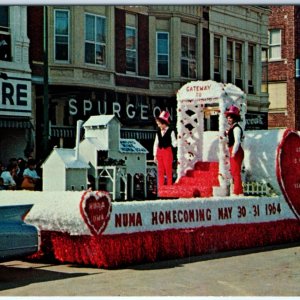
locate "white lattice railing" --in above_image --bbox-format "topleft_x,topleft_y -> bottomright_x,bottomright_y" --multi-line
242,182 -> 276,197
177,103 -> 204,178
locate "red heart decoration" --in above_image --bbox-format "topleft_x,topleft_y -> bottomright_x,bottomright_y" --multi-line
276,129 -> 300,220
80,190 -> 112,235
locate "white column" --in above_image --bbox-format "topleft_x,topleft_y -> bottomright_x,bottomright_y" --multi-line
10,6 -> 30,67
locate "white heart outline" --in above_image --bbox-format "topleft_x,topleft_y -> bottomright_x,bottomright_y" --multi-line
80,190 -> 112,235
276,130 -> 300,220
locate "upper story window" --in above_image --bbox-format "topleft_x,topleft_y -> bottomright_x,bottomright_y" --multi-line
214,37 -> 221,82
261,46 -> 267,62
261,47 -> 268,93
0,6 -> 8,33
156,32 -> 169,77
181,35 -> 196,79
126,26 -> 137,73
268,29 -> 281,60
227,40 -> 233,84
54,9 -> 70,62
235,42 -> 243,89
85,14 -> 106,65
296,58 -> 300,78
0,6 -> 11,61
248,44 -> 254,94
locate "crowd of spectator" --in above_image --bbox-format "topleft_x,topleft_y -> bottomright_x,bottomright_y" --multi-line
0,157 -> 42,191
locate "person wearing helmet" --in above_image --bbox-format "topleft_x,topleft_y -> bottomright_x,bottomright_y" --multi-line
225,105 -> 244,196
153,111 -> 177,188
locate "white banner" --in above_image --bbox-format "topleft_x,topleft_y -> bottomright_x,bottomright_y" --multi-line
15,191 -> 297,236
105,196 -> 295,235
0,73 -> 32,117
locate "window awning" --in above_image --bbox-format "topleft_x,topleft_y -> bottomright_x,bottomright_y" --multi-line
51,126 -> 75,138
0,118 -> 33,129
50,127 -> 156,140
121,128 -> 156,140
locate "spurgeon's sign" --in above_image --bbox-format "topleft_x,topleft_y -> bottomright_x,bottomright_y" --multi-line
68,93 -> 177,126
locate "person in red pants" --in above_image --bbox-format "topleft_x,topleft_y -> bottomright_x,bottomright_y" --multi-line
225,105 -> 244,196
153,111 -> 177,189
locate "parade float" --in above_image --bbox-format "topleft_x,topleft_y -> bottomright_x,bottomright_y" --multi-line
1,80 -> 299,268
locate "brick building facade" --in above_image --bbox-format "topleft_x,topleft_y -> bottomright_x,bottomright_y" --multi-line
22,6 -> 271,162
268,5 -> 300,130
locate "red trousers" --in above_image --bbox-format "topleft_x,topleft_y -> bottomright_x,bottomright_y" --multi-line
157,147 -> 173,187
229,146 -> 244,195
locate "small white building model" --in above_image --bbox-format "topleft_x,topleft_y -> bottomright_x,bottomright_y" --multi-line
42,115 -> 148,200
42,148 -> 90,191
79,115 -> 148,199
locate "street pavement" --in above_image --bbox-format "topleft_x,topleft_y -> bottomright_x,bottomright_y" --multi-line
0,242 -> 299,296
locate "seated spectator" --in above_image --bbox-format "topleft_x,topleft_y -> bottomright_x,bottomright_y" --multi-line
0,163 -> 17,190
16,157 -> 26,189
0,177 -> 6,190
21,159 -> 40,191
0,161 -> 5,175
9,157 -> 20,186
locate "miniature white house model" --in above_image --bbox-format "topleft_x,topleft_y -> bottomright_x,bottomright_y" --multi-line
42,115 -> 148,200
42,147 -> 90,192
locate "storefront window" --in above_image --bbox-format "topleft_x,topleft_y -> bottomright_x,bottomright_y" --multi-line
85,14 -> 106,65
54,9 -> 70,62
156,32 -> 169,77
181,35 -> 196,79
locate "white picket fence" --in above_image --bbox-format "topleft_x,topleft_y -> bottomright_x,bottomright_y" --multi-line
242,181 -> 275,196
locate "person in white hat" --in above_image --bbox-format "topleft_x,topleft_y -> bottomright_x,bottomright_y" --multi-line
225,105 -> 244,196
153,110 -> 177,189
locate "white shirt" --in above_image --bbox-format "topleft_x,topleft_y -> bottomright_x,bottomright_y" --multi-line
232,124 -> 242,156
23,168 -> 40,179
1,171 -> 16,187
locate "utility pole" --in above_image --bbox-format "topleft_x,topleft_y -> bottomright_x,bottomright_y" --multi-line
42,6 -> 49,159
